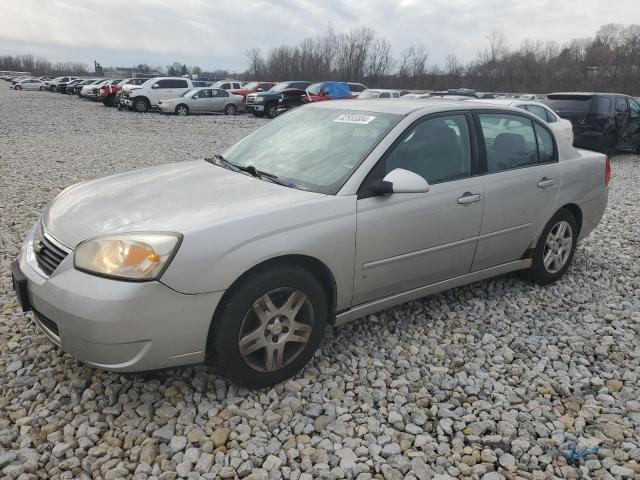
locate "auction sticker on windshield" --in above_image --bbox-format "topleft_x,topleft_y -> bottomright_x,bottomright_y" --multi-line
334,114 -> 376,125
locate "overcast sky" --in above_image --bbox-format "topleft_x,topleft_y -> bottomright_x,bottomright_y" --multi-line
1,0 -> 639,73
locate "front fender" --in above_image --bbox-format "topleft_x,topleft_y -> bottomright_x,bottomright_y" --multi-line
160,195 -> 357,311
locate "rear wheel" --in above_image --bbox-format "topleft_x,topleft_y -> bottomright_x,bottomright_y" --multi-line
175,104 -> 189,116
520,209 -> 578,285
224,104 -> 237,115
39,86 -> 45,91
208,265 -> 328,388
133,98 -> 149,113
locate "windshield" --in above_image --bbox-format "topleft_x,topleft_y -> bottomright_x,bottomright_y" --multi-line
270,82 -> 293,93
139,79 -> 156,88
223,107 -> 402,194
358,91 -> 380,99
181,89 -> 196,97
242,82 -> 259,90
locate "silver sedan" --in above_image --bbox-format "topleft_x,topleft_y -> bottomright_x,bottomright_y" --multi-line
158,87 -> 245,115
12,100 -> 609,387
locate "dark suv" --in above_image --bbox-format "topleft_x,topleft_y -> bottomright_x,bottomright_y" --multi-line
245,81 -> 311,118
544,93 -> 640,153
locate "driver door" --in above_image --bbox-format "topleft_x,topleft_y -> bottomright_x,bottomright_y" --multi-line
354,113 -> 484,305
193,89 -> 212,112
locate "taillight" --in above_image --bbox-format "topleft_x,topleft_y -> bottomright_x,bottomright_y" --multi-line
605,156 -> 612,186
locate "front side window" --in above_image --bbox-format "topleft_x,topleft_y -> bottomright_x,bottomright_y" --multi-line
196,89 -> 212,98
479,114 -> 539,172
629,99 -> 640,117
306,83 -> 322,95
379,92 -> 390,98
615,97 -> 629,112
223,108 -> 401,194
383,114 -> 472,184
156,80 -> 172,88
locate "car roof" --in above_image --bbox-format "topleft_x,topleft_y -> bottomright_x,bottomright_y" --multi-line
305,98 -> 528,116
547,92 -> 626,97
467,98 -> 550,108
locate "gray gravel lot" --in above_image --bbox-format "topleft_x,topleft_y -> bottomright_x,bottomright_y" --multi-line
1,86 -> 639,480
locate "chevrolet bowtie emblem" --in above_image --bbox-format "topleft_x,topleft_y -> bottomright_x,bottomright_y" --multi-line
33,239 -> 42,254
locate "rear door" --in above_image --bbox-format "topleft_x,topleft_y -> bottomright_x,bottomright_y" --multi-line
615,97 -> 632,148
627,98 -> 640,149
472,112 -> 560,271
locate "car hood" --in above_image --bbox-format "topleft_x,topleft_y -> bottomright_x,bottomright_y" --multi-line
44,160 -> 325,247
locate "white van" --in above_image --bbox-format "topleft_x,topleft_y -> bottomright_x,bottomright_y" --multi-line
123,77 -> 194,112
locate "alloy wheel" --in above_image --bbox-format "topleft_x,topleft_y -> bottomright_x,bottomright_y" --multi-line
238,287 -> 314,372
176,105 -> 188,116
543,220 -> 573,274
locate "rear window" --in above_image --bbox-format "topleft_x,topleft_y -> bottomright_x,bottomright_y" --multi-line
545,94 -> 593,112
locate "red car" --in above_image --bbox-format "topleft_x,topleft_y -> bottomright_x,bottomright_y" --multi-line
302,81 -> 357,103
98,78 -> 147,107
228,81 -> 275,99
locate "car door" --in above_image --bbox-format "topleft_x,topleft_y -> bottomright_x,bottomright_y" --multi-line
615,97 -> 633,148
354,112 -> 484,305
471,112 -> 560,272
627,98 -> 640,149
192,89 -> 211,112
210,89 -> 227,112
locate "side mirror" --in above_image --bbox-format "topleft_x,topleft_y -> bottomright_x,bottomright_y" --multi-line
372,168 -> 429,196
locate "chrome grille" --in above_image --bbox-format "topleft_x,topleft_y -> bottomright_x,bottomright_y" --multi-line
34,226 -> 69,276
245,95 -> 256,105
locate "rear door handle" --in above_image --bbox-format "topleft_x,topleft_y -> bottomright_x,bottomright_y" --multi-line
537,177 -> 556,188
457,192 -> 482,205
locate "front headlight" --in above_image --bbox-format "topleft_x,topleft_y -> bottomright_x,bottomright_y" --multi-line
255,97 -> 264,103
74,233 -> 182,280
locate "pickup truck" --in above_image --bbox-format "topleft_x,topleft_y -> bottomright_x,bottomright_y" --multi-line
228,81 -> 275,100
246,81 -> 311,118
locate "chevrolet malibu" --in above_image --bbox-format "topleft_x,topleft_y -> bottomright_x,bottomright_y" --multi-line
12,100 -> 609,387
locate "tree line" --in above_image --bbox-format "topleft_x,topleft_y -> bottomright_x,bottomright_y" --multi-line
2,23 -> 639,95
245,23 -> 640,95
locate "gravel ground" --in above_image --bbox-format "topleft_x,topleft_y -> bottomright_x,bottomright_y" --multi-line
1,85 -> 639,480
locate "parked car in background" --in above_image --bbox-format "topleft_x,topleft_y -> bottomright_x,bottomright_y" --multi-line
60,78 -> 84,94
80,80 -> 108,97
11,99 -> 609,387
84,80 -> 121,100
9,76 -> 31,88
98,78 -> 147,106
303,81 -> 355,104
157,87 -> 245,115
122,77 -> 194,112
246,81 -> 311,118
469,98 -> 574,144
357,89 -> 401,99
544,92 -> 640,153
228,81 -> 275,99
12,78 -> 45,91
401,92 -> 432,99
55,77 -> 80,93
68,79 -> 99,95
475,92 -> 497,99
211,80 -> 244,90
348,82 -> 367,95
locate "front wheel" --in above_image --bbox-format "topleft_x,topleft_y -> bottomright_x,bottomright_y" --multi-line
224,104 -> 237,115
40,86 -> 45,91
133,98 -> 149,113
14,85 -> 21,90
208,265 -> 328,388
252,110 -> 265,118
175,104 -> 189,116
520,209 -> 578,285
265,103 -> 278,119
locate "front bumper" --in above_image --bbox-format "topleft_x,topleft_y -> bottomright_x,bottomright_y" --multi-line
12,224 -> 224,372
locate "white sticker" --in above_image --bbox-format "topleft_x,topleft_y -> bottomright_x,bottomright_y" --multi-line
334,114 -> 376,125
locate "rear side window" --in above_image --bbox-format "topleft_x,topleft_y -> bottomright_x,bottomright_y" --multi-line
629,99 -> 640,116
534,124 -> 555,163
615,97 -> 629,112
156,80 -> 173,88
478,114 -> 539,172
379,92 -> 390,98
594,97 -> 612,113
524,104 -> 548,122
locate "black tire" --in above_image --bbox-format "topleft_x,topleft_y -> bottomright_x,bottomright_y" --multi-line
602,132 -> 617,156
265,103 -> 278,119
208,264 -> 328,388
14,85 -> 21,90
175,104 -> 189,116
103,95 -> 116,107
133,97 -> 149,113
39,86 -> 45,91
224,104 -> 237,115
520,209 -> 578,285
252,110 -> 265,118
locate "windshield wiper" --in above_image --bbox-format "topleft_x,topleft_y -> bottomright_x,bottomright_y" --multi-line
206,155 -> 297,188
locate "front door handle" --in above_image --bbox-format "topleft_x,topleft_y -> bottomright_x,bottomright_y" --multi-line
537,177 -> 556,188
457,192 -> 481,205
